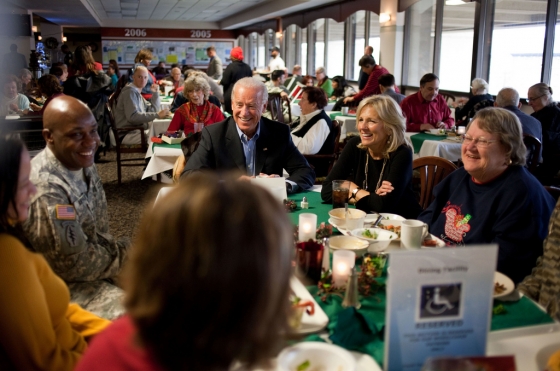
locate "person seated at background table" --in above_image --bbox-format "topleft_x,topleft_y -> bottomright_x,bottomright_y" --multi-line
379,73 -> 405,105
50,63 -> 69,85
517,197 -> 560,320
284,65 -> 302,92
453,78 -> 494,126
75,173 -> 293,371
0,136 -> 110,371
343,55 -> 397,107
291,86 -> 335,155
495,87 -> 543,163
106,64 -> 118,89
0,74 -> 29,116
182,77 -> 315,193
151,61 -> 167,79
18,68 -> 33,94
114,66 -> 169,145
28,74 -> 64,114
302,75 -> 315,87
265,69 -> 289,96
160,66 -> 184,91
170,70 -> 222,113
418,108 -> 555,284
128,49 -> 157,100
321,95 -> 422,219
330,75 -> 356,112
109,59 -> 120,77
22,96 -> 132,319
167,75 -> 224,135
528,83 -> 560,185
315,67 -> 333,97
400,73 -> 454,132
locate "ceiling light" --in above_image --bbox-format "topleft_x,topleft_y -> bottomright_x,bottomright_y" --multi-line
32,26 -> 37,32
62,36 -> 67,42
379,13 -> 391,23
38,35 -> 42,40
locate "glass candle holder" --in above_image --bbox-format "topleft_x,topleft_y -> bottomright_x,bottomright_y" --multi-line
332,250 -> 356,288
298,213 -> 317,242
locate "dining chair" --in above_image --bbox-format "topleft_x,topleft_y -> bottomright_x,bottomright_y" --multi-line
413,156 -> 458,209
440,92 -> 456,106
304,119 -> 342,183
544,186 -> 560,202
267,93 -> 292,124
523,134 -> 542,175
105,99 -> 149,185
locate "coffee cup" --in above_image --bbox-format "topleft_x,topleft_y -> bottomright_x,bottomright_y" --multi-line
341,107 -> 349,115
400,219 -> 429,249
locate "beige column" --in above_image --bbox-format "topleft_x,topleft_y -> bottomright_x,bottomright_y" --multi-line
379,0 -> 405,86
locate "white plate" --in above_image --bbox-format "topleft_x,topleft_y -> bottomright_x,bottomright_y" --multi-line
423,131 -> 447,136
5,115 -> 19,120
290,277 -> 329,334
419,234 -> 446,248
493,271 -> 515,299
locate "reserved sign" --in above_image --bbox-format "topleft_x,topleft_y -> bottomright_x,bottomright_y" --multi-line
384,245 -> 498,371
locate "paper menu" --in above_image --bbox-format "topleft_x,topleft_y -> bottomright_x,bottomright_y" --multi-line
384,245 -> 498,371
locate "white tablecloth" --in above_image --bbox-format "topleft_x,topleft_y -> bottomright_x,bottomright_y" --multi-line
325,112 -> 357,141
142,145 -> 182,179
404,132 -> 462,162
147,118 -> 172,139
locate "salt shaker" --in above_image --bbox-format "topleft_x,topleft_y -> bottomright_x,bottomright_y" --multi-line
300,196 -> 309,209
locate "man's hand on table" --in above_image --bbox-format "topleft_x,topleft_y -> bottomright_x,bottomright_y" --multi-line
420,123 -> 437,131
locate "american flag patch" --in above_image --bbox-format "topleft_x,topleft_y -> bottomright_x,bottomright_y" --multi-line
56,205 -> 76,220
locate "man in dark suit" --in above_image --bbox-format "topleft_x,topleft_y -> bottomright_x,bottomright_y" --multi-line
495,87 -> 543,162
183,77 -> 315,192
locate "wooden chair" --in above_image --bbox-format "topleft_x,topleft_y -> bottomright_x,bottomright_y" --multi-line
440,92 -> 456,106
413,156 -> 458,209
545,186 -> 560,202
523,133 -> 542,175
105,100 -> 149,184
304,119 -> 342,183
267,92 -> 292,124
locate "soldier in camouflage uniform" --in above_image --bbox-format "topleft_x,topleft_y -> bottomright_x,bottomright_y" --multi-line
23,95 -> 130,320
518,198 -> 560,320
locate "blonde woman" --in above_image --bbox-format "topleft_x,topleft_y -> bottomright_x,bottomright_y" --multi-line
321,95 -> 422,218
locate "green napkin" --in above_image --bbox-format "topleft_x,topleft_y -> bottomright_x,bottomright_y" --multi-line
491,296 -> 554,331
330,307 -> 380,348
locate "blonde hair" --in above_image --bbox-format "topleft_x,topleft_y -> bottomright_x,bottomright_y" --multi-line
356,95 -> 409,158
471,78 -> 489,95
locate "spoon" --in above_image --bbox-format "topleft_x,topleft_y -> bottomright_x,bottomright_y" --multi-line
372,214 -> 383,227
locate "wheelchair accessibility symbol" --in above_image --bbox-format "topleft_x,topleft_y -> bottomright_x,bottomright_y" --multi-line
419,283 -> 461,319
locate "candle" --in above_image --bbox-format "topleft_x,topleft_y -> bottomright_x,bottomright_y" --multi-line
457,126 -> 466,135
332,250 -> 356,288
298,213 -> 317,242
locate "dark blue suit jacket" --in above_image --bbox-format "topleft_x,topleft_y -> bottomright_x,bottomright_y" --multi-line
503,105 -> 543,161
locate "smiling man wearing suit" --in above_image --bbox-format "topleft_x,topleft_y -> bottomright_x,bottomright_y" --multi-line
182,77 -> 315,192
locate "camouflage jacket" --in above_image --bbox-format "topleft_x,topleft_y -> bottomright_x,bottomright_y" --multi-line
518,199 -> 560,320
23,147 -> 130,284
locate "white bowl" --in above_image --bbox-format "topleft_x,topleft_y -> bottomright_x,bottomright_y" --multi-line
328,235 -> 370,257
351,227 -> 399,252
429,128 -> 444,135
277,342 -> 356,371
329,208 -> 367,229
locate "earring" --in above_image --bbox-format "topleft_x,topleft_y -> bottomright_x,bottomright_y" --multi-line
387,135 -> 392,144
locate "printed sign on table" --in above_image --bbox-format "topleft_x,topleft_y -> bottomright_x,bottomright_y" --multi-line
384,245 -> 498,371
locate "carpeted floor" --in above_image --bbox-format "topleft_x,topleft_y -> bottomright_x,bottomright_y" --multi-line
95,150 -> 167,241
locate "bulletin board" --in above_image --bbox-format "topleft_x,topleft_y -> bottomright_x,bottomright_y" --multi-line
101,40 -> 234,68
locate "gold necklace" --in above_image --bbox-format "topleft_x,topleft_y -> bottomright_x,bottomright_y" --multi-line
363,152 -> 388,192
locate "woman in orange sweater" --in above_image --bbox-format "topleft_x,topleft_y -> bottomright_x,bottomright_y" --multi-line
0,136 -> 110,370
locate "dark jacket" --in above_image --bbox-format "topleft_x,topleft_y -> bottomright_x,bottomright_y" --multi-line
220,61 -> 252,114
182,116 -> 315,192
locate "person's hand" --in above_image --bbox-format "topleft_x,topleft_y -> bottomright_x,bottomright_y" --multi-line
375,181 -> 394,196
280,92 -> 288,98
158,108 -> 170,119
420,123 -> 436,131
258,173 -> 280,178
238,175 -> 254,182
9,103 -> 18,112
151,83 -> 160,93
29,103 -> 41,112
437,122 -> 446,129
343,96 -> 354,104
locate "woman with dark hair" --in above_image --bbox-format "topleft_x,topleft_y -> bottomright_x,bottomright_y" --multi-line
0,136 -> 109,370
322,95 -> 422,218
331,75 -> 356,99
29,74 -> 64,113
0,74 -> 30,116
76,172 -> 294,371
109,59 -> 120,76
64,46 -> 112,105
301,75 -> 314,87
528,82 -> 560,185
419,108 -> 555,283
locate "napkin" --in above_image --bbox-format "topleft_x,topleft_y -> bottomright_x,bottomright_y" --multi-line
329,307 -> 380,349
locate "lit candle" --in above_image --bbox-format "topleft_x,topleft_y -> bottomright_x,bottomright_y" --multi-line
457,126 -> 466,135
298,213 -> 317,242
332,250 -> 356,288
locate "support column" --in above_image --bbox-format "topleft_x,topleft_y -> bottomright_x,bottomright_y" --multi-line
379,0 -> 405,86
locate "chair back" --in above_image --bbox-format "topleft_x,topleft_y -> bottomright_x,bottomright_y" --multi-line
303,119 -> 342,181
545,186 -> 560,202
267,93 -> 292,124
440,92 -> 456,105
413,156 -> 458,209
523,133 -> 542,175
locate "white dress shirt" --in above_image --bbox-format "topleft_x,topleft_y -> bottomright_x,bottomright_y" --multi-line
268,56 -> 286,71
291,109 -> 330,155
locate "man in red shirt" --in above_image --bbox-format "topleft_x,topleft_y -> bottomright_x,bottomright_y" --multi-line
343,55 -> 398,106
400,73 -> 454,132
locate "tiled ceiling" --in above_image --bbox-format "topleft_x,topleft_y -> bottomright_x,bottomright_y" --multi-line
4,0 -> 340,29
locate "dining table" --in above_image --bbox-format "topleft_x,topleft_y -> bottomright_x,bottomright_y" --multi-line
404,132 -> 463,162
151,185 -> 559,370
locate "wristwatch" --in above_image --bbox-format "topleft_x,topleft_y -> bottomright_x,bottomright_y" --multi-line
350,187 -> 360,201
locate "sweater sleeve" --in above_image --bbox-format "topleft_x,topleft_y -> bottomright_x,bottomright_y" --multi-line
321,139 -> 359,202
353,71 -> 378,102
123,91 -> 158,126
355,146 -> 416,213
210,108 -> 225,124
66,303 -> 111,339
167,109 -> 185,132
321,80 -> 334,97
0,235 -> 87,371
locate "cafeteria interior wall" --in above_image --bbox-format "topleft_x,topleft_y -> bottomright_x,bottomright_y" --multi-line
0,7 -> 34,72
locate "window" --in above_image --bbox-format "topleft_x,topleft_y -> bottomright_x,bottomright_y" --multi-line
257,33 -> 265,70
285,25 -> 297,70
301,27 -> 307,75
353,11 -> 367,80
439,1 -> 476,92
487,0 -> 547,96
315,19 -> 325,71
327,18 -> 345,77
550,1 -> 560,95
406,0 -> 436,86
368,12 -> 381,64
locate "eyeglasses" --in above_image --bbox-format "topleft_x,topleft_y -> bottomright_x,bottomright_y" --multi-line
527,94 -> 545,102
461,134 -> 498,148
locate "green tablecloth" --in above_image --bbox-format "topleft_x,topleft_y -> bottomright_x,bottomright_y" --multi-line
329,112 -> 343,120
153,143 -> 181,150
286,191 -> 555,367
410,133 -> 448,154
